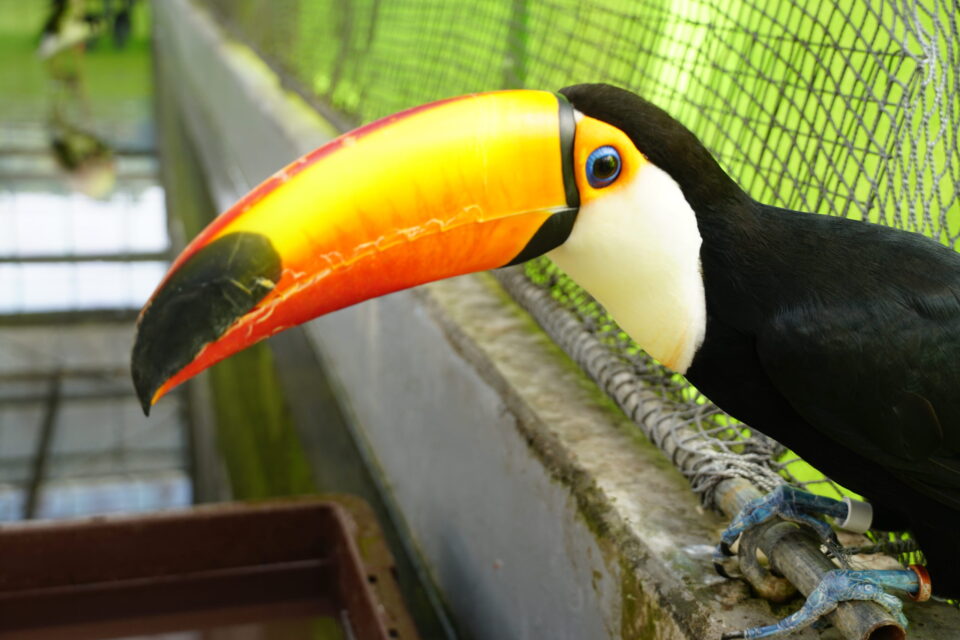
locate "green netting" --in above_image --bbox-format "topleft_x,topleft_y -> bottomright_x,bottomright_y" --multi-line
195,0 -> 958,565
201,0 -> 958,237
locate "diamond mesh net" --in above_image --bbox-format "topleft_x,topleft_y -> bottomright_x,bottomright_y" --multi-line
195,0 -> 958,557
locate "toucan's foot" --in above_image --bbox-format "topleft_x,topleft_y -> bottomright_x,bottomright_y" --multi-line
720,567 -> 929,639
714,485 -> 870,576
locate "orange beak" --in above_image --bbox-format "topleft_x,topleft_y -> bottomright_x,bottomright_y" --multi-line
132,90 -> 579,414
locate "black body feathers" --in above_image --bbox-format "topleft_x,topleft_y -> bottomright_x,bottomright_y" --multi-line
562,83 -> 960,595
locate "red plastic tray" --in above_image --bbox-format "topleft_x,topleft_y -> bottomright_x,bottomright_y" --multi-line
0,497 -> 420,639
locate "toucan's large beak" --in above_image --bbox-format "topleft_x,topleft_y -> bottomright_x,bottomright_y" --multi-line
132,90 -> 579,413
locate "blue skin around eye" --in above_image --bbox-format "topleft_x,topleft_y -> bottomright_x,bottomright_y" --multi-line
586,146 -> 622,188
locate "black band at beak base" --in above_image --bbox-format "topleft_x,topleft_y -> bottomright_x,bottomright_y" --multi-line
503,93 -> 580,267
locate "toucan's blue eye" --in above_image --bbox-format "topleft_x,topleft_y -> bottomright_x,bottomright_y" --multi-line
585,146 -> 622,188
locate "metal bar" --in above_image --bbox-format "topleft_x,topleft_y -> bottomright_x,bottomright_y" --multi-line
0,451 -> 187,474
0,308 -> 140,327
0,367 -> 130,382
0,147 -> 157,157
0,387 -> 136,406
0,252 -> 169,264
22,373 -> 63,519
0,171 -> 160,181
503,0 -> 529,89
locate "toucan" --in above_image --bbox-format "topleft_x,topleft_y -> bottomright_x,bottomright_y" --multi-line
131,84 -> 956,637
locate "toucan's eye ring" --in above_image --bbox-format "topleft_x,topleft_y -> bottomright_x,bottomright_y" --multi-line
585,146 -> 622,188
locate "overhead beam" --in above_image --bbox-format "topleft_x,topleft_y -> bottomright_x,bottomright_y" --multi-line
0,387 -> 136,406
0,367 -> 130,383
0,308 -> 140,327
0,252 -> 169,264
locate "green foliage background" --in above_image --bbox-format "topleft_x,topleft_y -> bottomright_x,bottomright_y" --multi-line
205,0 -> 958,238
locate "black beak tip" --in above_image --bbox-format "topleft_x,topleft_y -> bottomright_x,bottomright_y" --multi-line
131,346 -> 156,417
128,231 -> 283,418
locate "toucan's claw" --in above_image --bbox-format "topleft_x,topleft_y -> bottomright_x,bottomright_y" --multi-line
713,541 -> 741,580
722,569 -> 920,639
715,485 -> 850,573
716,486 -> 931,637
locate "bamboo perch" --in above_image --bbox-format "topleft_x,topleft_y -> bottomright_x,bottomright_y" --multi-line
496,268 -> 904,640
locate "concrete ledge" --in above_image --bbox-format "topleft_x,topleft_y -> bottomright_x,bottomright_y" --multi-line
154,2 -> 959,638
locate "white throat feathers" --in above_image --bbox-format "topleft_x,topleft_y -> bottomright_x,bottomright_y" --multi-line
548,162 -> 707,373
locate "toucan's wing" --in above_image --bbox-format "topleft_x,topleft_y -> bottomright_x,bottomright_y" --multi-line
755,239 -> 960,511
